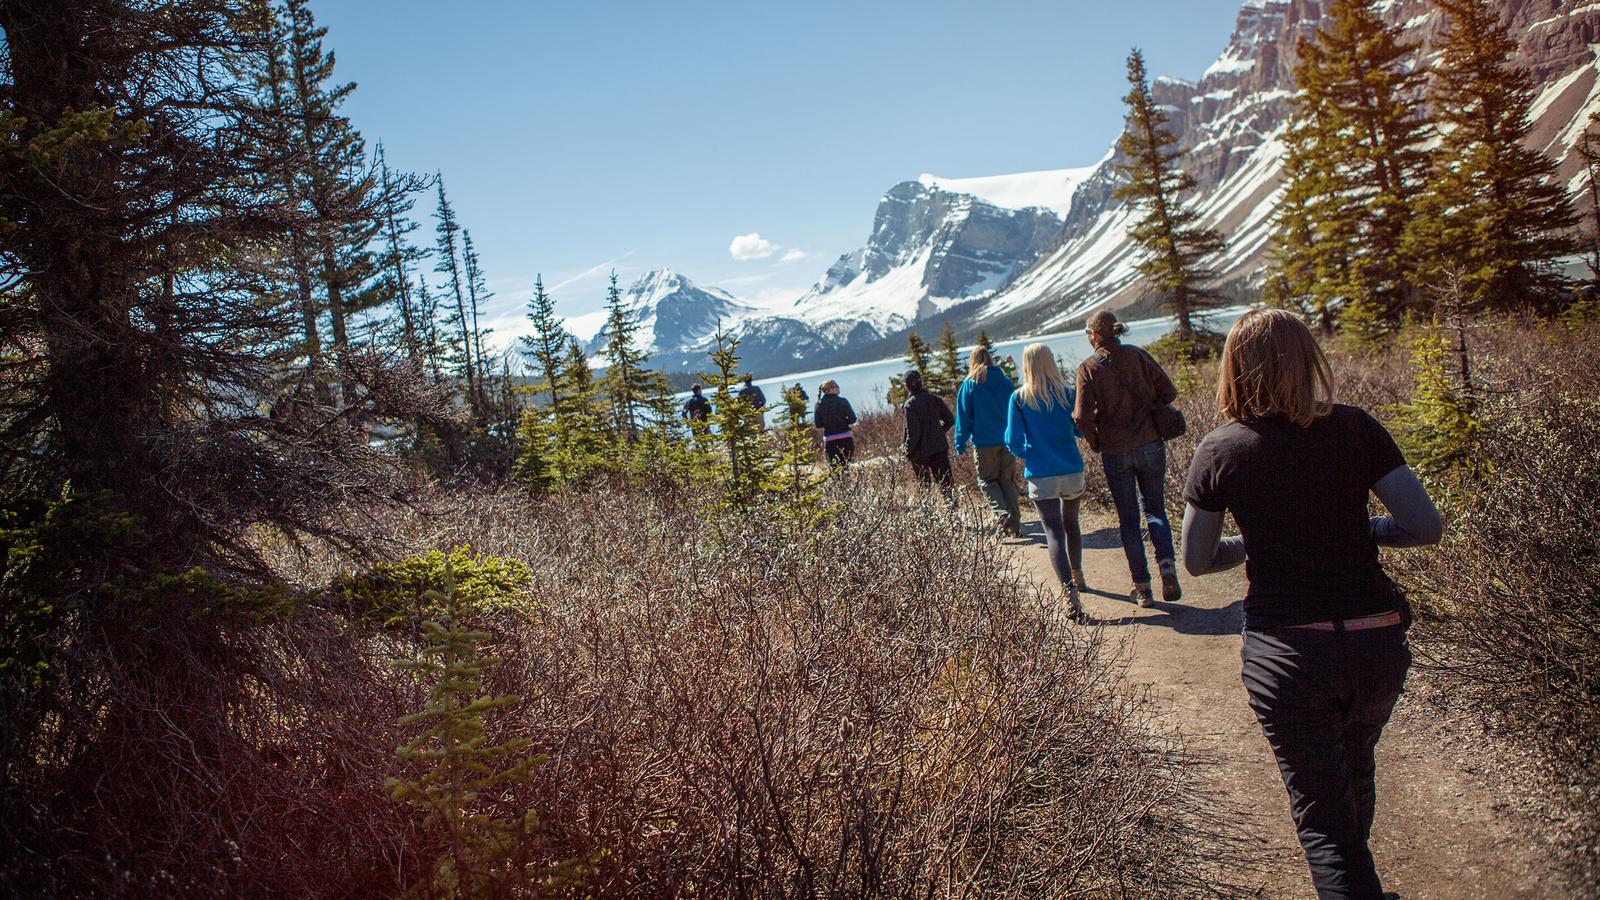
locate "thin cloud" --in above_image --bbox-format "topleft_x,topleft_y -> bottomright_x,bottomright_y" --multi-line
729,232 -> 777,261
780,249 -> 808,263
551,249 -> 637,292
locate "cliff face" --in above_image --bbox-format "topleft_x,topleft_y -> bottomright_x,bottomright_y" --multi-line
979,0 -> 1600,332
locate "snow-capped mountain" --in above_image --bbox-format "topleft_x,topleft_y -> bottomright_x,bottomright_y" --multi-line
978,0 -> 1600,332
639,0 -> 1600,375
575,268 -> 757,359
711,166 -> 1095,371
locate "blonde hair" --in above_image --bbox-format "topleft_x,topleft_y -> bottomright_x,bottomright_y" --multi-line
967,346 -> 993,383
1217,308 -> 1334,427
1015,343 -> 1072,410
819,379 -> 839,394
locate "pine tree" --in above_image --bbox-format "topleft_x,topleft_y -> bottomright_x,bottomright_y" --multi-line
768,384 -> 823,521
1112,48 -> 1226,341
886,329 -> 933,405
377,146 -> 430,368
977,328 -> 1018,382
1389,316 -> 1487,493
1276,0 -> 1432,334
1576,110 -> 1600,286
546,338 -> 609,487
520,275 -> 567,409
433,179 -> 479,413
929,321 -> 962,397
1403,0 -> 1579,314
387,563 -> 551,896
461,229 -> 493,398
597,272 -> 653,443
704,327 -> 773,506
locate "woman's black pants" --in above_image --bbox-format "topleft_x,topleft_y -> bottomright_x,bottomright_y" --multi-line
1241,624 -> 1411,900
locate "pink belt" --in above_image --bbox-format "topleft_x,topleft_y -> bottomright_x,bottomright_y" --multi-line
1287,611 -> 1403,632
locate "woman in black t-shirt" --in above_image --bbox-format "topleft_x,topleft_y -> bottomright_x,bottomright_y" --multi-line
1180,309 -> 1441,900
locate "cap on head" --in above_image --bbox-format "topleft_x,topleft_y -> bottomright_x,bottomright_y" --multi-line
742,374 -> 753,384
904,370 -> 923,391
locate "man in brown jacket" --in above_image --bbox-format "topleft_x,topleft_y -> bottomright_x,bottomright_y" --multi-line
1074,309 -> 1181,607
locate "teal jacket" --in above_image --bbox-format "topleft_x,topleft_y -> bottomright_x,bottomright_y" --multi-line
954,365 -> 1016,454
1005,388 -> 1085,479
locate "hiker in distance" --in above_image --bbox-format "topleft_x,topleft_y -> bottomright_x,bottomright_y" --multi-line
902,369 -> 954,496
737,374 -> 767,429
1005,343 -> 1090,623
1182,309 -> 1442,900
1074,308 -> 1182,607
955,346 -> 1023,536
682,383 -> 711,430
813,379 -> 857,468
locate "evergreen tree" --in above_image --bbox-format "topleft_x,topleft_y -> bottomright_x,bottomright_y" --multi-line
597,272 -> 653,443
1575,110 -> 1600,286
546,338 -> 609,487
1403,0 -> 1579,314
1112,48 -> 1226,341
1275,0 -> 1432,335
377,146 -> 430,368
387,563 -> 552,896
768,384 -> 823,520
929,321 -> 962,397
461,229 -> 493,398
977,328 -> 1018,381
886,329 -> 933,405
433,179 -> 479,412
520,275 -> 566,409
704,327 -> 773,506
1389,317 -> 1487,493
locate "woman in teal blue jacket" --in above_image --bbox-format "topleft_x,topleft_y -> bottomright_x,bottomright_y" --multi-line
955,346 -> 1021,535
1005,342 -> 1089,621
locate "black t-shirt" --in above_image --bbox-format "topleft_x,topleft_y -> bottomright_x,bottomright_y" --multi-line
1182,404 -> 1408,628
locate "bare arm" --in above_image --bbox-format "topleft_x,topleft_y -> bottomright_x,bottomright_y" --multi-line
1371,465 -> 1443,547
1181,504 -> 1247,576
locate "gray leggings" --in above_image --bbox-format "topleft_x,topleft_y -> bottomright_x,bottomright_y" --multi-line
1035,496 -> 1082,585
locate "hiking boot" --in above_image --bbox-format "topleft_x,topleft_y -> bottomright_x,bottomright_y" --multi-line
1159,559 -> 1183,604
1131,582 -> 1154,608
1071,568 -> 1087,591
1063,583 -> 1090,624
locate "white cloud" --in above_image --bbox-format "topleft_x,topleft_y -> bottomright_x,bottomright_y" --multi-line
729,232 -> 778,261
780,249 -> 808,263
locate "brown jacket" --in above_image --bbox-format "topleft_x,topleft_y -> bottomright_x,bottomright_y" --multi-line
1073,343 -> 1177,455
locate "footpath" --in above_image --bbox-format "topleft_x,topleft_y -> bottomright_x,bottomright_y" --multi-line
1005,505 -> 1567,899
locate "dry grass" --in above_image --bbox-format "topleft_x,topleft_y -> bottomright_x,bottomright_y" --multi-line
4,468 -> 1197,897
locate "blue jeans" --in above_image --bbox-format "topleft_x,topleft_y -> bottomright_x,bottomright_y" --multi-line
1101,440 -> 1174,584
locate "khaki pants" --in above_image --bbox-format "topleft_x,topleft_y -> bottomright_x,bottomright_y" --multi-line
975,445 -> 1022,525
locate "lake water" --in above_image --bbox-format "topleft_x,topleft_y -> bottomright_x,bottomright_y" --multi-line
740,306 -> 1251,418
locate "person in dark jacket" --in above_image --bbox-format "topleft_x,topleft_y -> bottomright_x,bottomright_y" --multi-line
1074,309 -> 1181,608
955,346 -> 1021,535
683,383 -> 712,431
738,374 -> 767,431
1182,308 -> 1442,900
813,379 -> 857,468
902,369 -> 954,495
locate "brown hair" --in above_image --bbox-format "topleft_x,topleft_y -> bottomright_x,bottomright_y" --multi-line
1086,309 -> 1126,343
1216,308 -> 1333,427
967,346 -> 993,383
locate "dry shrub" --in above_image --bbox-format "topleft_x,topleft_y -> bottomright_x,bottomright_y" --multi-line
0,594 -> 426,897
1388,321 -> 1600,876
400,472 -> 1191,896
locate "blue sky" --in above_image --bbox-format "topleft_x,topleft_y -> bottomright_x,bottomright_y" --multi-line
318,0 -> 1249,337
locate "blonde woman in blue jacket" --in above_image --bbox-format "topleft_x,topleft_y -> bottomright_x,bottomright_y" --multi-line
1006,343 -> 1089,622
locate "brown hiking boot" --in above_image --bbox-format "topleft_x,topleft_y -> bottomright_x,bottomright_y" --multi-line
1159,559 -> 1183,604
1071,568 -> 1087,591
1131,582 -> 1154,608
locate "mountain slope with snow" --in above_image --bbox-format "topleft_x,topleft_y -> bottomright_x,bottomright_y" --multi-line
577,269 -> 757,359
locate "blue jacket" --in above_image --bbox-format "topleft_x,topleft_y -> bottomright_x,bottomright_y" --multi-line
954,366 -> 1016,453
1005,388 -> 1085,479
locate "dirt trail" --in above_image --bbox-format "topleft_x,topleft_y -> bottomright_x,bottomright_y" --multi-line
1006,506 -> 1567,899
